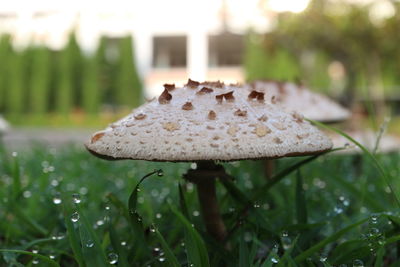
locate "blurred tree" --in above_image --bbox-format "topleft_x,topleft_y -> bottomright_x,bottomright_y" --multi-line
96,36 -> 117,107
0,35 -> 12,112
115,36 -> 142,108
30,46 -> 51,114
244,33 -> 270,80
268,0 -> 383,107
82,53 -> 101,114
56,33 -> 81,114
244,32 -> 300,82
6,49 -> 25,116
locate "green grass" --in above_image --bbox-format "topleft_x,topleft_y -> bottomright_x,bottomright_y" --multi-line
0,143 -> 400,266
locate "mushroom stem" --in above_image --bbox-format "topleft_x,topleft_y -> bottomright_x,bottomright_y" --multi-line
264,159 -> 275,180
184,161 -> 227,243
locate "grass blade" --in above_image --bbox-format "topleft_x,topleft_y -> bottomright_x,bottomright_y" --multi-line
127,169 -> 161,261
77,207 -> 108,267
178,183 -> 190,218
239,227 -> 250,267
108,224 -> 130,267
63,205 -> 85,266
154,227 -> 180,267
374,246 -> 384,267
308,119 -> 400,208
11,154 -> 21,200
220,178 -> 275,237
0,249 -> 60,267
170,205 -> 210,267
295,170 -> 307,224
294,217 -> 369,263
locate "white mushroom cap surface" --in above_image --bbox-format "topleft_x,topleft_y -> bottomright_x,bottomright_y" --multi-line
248,81 -> 350,123
329,130 -> 400,155
86,80 -> 333,162
0,115 -> 10,133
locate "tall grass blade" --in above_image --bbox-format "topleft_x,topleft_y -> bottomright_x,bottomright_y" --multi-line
11,155 -> 21,200
239,227 -> 250,267
108,224 -> 130,267
295,170 -> 307,224
374,246 -> 384,267
170,205 -> 210,267
154,227 -> 180,267
308,119 -> 400,208
77,207 -> 108,267
178,183 -> 190,218
127,169 -> 161,260
63,204 -> 85,266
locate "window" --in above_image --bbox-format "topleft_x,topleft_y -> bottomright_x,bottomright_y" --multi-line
208,33 -> 244,67
152,36 -> 187,68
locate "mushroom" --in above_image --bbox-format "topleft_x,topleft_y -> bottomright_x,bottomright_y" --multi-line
248,80 -> 350,123
246,80 -> 350,178
85,80 -> 333,243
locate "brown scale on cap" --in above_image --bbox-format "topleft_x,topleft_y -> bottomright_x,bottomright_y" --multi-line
292,112 -> 304,123
163,122 -> 180,131
91,132 -> 105,144
216,91 -> 235,104
215,94 -> 224,104
208,110 -> 217,120
248,91 -> 265,102
164,83 -> 175,91
258,115 -> 268,122
196,87 -> 214,95
186,79 -> 200,88
234,109 -> 247,117
158,89 -> 172,104
182,102 -> 194,110
134,113 -> 146,120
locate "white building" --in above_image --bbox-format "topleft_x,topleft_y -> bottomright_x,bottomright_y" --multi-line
0,0 -> 313,97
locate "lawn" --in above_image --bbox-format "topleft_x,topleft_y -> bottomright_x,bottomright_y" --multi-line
0,141 -> 399,266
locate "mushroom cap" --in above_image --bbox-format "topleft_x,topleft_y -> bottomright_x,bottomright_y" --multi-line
329,130 -> 400,155
248,81 -> 350,123
0,115 -> 10,133
86,80 -> 333,162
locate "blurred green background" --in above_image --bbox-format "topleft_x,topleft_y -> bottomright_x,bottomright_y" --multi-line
0,0 -> 399,128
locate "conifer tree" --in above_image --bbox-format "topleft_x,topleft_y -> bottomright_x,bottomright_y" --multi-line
6,49 -> 25,116
0,35 -> 12,111
56,33 -> 81,114
82,53 -> 100,114
30,46 -> 51,114
115,36 -> 142,108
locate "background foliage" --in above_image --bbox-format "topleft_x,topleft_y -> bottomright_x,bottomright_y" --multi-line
0,33 -> 142,117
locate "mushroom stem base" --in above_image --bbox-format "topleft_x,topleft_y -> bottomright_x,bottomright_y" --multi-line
184,161 -> 227,243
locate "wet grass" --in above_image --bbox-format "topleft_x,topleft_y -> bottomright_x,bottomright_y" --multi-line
0,143 -> 400,266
